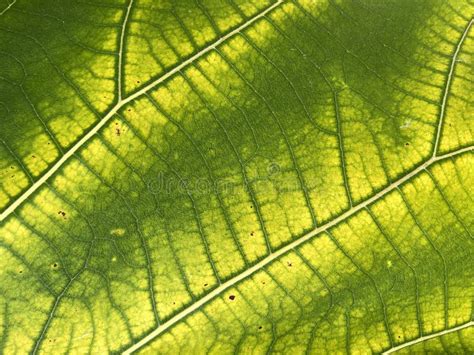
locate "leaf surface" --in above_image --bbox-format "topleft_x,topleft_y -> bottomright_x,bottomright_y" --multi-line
0,0 -> 473,354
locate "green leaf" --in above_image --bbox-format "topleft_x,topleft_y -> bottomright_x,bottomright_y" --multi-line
0,0 -> 473,353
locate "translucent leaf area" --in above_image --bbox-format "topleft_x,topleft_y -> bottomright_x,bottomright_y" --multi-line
0,0 -> 473,353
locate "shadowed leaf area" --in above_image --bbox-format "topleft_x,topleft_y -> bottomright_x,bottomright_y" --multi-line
0,0 -> 473,353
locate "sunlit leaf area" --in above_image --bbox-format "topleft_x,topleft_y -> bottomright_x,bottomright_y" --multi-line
0,0 -> 473,353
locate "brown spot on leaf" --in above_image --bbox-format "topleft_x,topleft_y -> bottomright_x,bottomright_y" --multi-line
229,295 -> 235,301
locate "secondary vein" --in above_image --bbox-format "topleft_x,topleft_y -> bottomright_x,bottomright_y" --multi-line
382,320 -> 474,354
432,18 -> 473,157
0,0 -> 284,222
123,145 -> 473,354
117,0 -> 135,101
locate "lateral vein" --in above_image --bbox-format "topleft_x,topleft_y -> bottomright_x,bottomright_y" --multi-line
117,0 -> 135,101
432,18 -> 473,157
123,145 -> 473,354
382,320 -> 474,354
0,0 -> 16,16
0,0 -> 284,222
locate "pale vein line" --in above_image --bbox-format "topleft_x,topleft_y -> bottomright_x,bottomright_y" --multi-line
118,0 -> 134,101
123,145 -> 473,354
0,0 -> 284,222
0,0 -> 16,16
432,18 -> 473,157
31,279 -> 75,354
382,321 -> 474,354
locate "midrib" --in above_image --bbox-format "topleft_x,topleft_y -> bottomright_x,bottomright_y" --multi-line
0,0 -> 284,222
123,145 -> 473,354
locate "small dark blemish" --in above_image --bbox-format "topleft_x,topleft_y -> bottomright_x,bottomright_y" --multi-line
258,326 -> 262,330
250,231 -> 254,237
136,80 -> 141,84
229,295 -> 235,301
204,283 -> 208,287
287,261 -> 292,267
115,127 -> 121,136
10,166 -> 14,169
405,142 -> 410,146
19,270 -> 23,274
52,263 -> 58,268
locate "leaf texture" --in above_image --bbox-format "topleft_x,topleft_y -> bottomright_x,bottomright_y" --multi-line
0,0 -> 473,354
